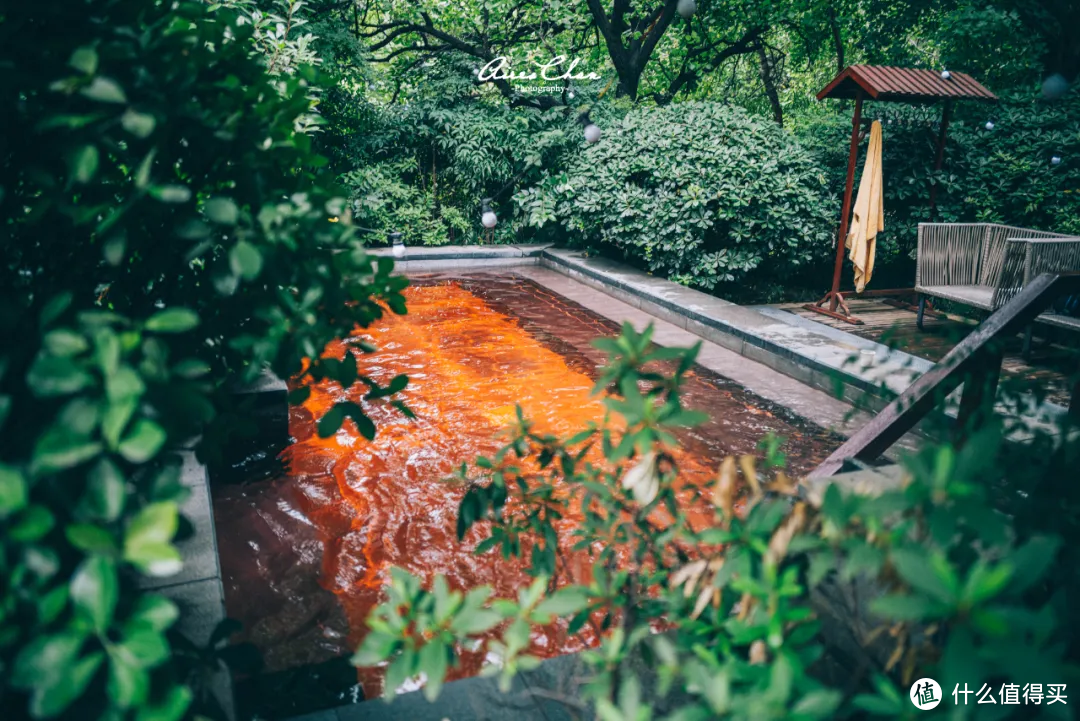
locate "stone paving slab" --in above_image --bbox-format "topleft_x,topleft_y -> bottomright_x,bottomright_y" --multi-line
539,248 -> 1069,433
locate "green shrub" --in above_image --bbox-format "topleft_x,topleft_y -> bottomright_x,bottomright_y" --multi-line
516,102 -> 837,291
1,0 -> 407,718
340,66 -> 582,246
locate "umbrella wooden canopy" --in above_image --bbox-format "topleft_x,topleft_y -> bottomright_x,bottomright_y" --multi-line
806,65 -> 997,324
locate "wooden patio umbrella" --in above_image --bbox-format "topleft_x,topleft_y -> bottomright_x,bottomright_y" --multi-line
805,65 -> 997,325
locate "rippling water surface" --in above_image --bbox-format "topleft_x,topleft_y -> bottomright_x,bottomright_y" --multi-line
212,274 -> 840,697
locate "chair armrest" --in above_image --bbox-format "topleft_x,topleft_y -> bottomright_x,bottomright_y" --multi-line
993,237 -> 1080,308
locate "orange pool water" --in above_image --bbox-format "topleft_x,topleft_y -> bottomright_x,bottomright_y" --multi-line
213,274 -> 840,699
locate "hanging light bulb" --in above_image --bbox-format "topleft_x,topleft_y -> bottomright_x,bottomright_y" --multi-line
940,69 -> 951,80
481,199 -> 497,228
1051,154 -> 1063,166
579,110 -> 602,144
984,120 -> 995,131
676,0 -> 696,19
1042,73 -> 1070,100
389,231 -> 406,258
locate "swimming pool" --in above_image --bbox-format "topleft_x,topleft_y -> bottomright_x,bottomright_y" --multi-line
211,272 -> 842,714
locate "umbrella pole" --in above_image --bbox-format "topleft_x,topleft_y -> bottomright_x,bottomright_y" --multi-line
805,89 -> 865,324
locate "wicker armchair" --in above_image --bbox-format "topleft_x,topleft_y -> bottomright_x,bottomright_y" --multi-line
915,223 -> 1080,353
915,223 -> 1069,314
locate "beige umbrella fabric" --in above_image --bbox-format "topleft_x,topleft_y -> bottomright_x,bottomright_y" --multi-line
845,119 -> 884,293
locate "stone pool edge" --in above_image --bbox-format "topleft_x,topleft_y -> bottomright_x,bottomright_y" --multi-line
367,243 -> 1068,428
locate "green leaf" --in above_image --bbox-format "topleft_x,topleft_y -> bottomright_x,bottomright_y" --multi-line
115,626 -> 171,669
124,503 -> 182,574
317,403 -> 346,437
205,197 -> 239,225
851,693 -> 902,715
1008,536 -> 1060,593
419,641 -> 449,701
125,502 -> 178,550
69,46 -> 98,74
128,595 -> 180,632
107,649 -> 149,708
70,556 -> 119,632
84,458 -> 126,521
173,358 -> 211,379
150,184 -> 192,203
868,593 -> 937,621
230,240 -> 263,280
962,560 -> 1012,606
31,651 -> 104,718
43,329 -> 89,356
103,398 -> 138,448
0,464 -> 28,517
383,648 -> 416,700
145,307 -> 199,333
106,364 -> 145,402
134,683 -> 192,721
124,541 -> 183,578
9,505 -> 56,542
791,689 -> 842,717
81,76 -> 127,103
27,355 -> 93,397
121,109 -> 156,139
33,430 -> 102,474
118,419 -> 166,463
288,386 -> 312,405
39,292 -> 73,328
351,631 -> 398,666
891,549 -> 958,605
11,631 -> 85,689
66,523 -> 118,555
533,586 -> 590,620
71,144 -> 99,183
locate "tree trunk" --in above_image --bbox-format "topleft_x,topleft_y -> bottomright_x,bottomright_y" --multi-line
827,7 -> 845,74
756,43 -> 783,127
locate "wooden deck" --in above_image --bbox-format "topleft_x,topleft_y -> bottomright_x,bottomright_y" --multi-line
775,298 -> 1077,407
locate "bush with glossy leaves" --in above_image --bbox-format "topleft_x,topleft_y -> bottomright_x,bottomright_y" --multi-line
516,101 -> 837,291
0,0 -> 408,718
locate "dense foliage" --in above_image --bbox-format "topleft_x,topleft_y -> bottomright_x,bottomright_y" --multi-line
356,325 -> 1080,720
518,102 -> 836,290
0,0 -> 408,718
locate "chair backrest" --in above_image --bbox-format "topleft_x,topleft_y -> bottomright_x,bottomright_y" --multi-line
979,224 -> 1069,287
993,237 -> 1080,309
916,223 -> 988,287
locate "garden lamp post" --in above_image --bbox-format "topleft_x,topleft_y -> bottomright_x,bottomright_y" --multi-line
389,231 -> 406,258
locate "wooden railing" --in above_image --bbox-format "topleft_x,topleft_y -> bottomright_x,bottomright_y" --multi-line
810,272 -> 1080,478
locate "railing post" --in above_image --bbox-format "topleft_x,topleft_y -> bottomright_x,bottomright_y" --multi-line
955,347 -> 1004,439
